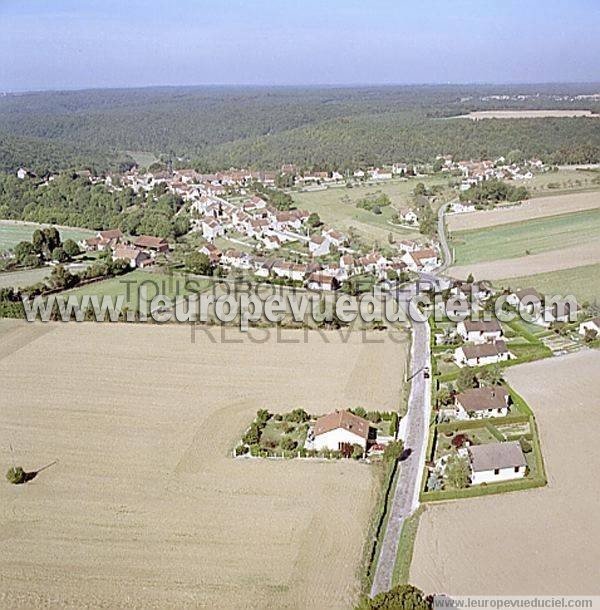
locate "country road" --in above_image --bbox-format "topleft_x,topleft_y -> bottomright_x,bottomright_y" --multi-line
369,202 -> 452,597
437,201 -> 453,271
369,293 -> 431,597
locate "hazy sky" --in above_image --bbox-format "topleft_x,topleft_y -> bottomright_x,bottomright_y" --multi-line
1,0 -> 599,91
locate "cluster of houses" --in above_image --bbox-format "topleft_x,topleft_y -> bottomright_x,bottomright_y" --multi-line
79,229 -> 170,268
200,242 -> 437,290
436,155 -> 546,192
204,244 -> 339,290
112,163 -> 425,195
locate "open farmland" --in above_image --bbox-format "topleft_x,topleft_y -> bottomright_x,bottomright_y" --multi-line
460,109 -> 599,119
0,267 -> 51,289
0,322 -> 408,608
447,191 -> 600,232
410,350 -> 600,595
291,177 -> 445,243
449,240 -> 600,281
496,263 -> 600,304
0,220 -> 93,251
451,208 -> 600,265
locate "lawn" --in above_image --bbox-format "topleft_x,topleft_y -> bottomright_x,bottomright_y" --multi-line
62,270 -> 211,314
291,177 -> 447,243
496,263 -> 600,304
0,221 -> 93,252
452,208 -> 600,265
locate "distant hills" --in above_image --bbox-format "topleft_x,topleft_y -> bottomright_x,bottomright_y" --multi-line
1,84 -> 600,173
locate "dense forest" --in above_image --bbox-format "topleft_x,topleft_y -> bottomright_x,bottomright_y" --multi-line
1,84 -> 600,172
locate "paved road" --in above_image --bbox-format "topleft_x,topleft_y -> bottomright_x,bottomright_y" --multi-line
370,287 -> 432,597
437,201 -> 453,272
369,201 -> 454,597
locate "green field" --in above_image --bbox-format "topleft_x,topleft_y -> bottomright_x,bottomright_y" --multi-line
62,270 -> 211,314
497,263 -> 600,304
124,150 -> 159,168
291,177 -> 447,243
0,221 -> 93,251
453,208 -> 600,265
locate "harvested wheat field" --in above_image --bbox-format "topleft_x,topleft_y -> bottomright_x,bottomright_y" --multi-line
449,240 -> 600,281
461,110 -> 598,120
447,191 -> 600,232
411,350 -> 600,595
0,321 -> 408,608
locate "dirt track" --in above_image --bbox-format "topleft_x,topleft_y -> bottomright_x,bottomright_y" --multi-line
410,350 -> 600,595
0,322 -> 408,608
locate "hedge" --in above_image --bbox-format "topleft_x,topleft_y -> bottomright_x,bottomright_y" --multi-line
421,474 -> 546,502
436,413 -> 529,434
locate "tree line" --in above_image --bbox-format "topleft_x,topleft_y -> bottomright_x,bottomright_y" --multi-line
0,173 -> 190,239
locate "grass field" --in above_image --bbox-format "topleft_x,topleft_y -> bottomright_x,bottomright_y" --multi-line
410,350 -> 600,595
449,240 -> 600,281
527,169 -> 600,196
291,177 -> 446,243
0,322 -> 407,608
0,221 -> 93,252
496,263 -> 600,304
452,208 -> 600,265
62,270 -> 211,314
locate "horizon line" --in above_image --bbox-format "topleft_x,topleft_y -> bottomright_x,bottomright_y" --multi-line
3,80 -> 600,95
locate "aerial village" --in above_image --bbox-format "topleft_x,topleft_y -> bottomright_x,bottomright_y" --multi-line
73,163 -> 448,291
58,154 -> 546,291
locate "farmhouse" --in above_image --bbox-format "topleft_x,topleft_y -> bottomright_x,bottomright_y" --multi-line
579,317 -> 600,337
112,245 -> 150,269
454,341 -> 512,367
455,386 -> 510,420
97,229 -> 123,242
312,410 -> 371,452
457,319 -> 503,343
468,441 -> 527,485
134,235 -> 170,254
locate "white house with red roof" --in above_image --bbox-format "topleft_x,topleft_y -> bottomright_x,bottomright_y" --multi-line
312,410 -> 371,451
